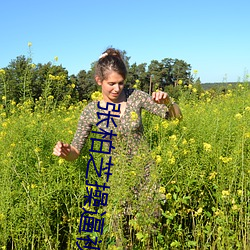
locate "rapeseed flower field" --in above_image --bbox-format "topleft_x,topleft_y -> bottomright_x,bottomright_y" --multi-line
0,82 -> 249,249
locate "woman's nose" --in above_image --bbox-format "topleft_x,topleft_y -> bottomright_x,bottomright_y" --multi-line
114,84 -> 120,92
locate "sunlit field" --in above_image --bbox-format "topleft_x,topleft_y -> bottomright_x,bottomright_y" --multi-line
0,80 -> 249,249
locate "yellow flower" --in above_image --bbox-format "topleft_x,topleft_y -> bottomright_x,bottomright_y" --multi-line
208,171 -> 217,180
192,88 -> 197,93
34,147 -> 41,153
219,156 -> 232,164
48,95 -> 54,100
71,83 -> 76,89
245,132 -> 250,138
169,134 -> 177,141
0,213 -> 5,221
11,100 -> 16,106
2,96 -> 6,100
203,142 -> 212,152
130,171 -> 136,176
130,111 -> 138,121
91,91 -> 103,101
2,122 -> 7,128
133,84 -> 138,89
54,56 -> 58,61
58,158 -> 64,165
188,84 -> 193,89
162,120 -> 168,128
154,123 -> 159,131
234,113 -> 242,120
222,190 -> 230,197
48,74 -> 55,80
195,207 -> 203,216
178,79 -> 183,85
193,69 -> 198,74
189,138 -> 195,144
0,69 -> 6,75
135,79 -> 140,83
159,186 -> 166,194
31,184 -> 37,189
245,106 -> 250,112
28,42 -> 32,47
232,204 -> 239,211
168,156 -> 175,165
237,189 -> 243,196
165,193 -> 172,199
155,155 -> 162,164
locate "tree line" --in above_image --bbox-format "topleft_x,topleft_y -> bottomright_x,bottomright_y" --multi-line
0,51 -> 200,106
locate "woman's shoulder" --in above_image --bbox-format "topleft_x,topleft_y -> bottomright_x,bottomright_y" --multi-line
126,88 -> 150,102
125,88 -> 149,99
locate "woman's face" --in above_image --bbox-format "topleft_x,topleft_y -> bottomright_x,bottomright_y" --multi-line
96,71 -> 125,103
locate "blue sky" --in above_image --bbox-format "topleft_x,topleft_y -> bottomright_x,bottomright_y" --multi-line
1,0 -> 250,83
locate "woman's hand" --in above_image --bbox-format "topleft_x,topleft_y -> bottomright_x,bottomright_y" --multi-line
53,141 -> 71,158
53,141 -> 80,161
152,91 -> 171,105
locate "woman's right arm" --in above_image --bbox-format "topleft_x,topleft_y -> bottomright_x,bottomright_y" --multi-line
53,102 -> 95,161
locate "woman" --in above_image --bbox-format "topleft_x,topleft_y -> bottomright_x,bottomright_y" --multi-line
53,48 -> 182,159
53,48 -> 182,247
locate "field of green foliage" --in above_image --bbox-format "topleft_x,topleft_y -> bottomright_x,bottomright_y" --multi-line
0,82 -> 250,249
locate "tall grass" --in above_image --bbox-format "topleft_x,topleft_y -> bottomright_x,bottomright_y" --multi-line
0,83 -> 249,249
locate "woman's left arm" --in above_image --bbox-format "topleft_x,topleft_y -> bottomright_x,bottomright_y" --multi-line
152,91 -> 183,120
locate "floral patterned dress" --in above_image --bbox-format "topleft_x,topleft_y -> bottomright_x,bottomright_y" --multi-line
71,88 -> 169,155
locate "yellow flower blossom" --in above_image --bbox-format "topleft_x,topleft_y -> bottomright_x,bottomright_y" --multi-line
91,91 -> 103,101
182,139 -> 187,145
234,113 -> 242,120
155,155 -> 162,164
34,147 -> 41,153
189,138 -> 195,144
28,42 -> 32,47
192,88 -> 197,93
237,190 -> 243,196
169,134 -> 177,141
54,56 -> 58,61
245,106 -> 250,112
165,193 -> 172,199
135,79 -> 140,83
232,204 -> 239,211
188,84 -> 193,89
203,142 -> 212,152
2,96 -> 6,100
71,83 -> 76,89
159,186 -> 166,194
219,156 -> 232,164
48,95 -> 54,100
194,207 -> 203,216
168,156 -> 175,165
178,79 -> 183,85
162,120 -> 168,128
58,158 -> 64,165
222,190 -> 230,197
0,213 -> 5,221
0,69 -> 6,75
133,84 -> 137,89
193,69 -> 198,74
208,171 -> 217,180
31,184 -> 37,189
153,123 -> 159,131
